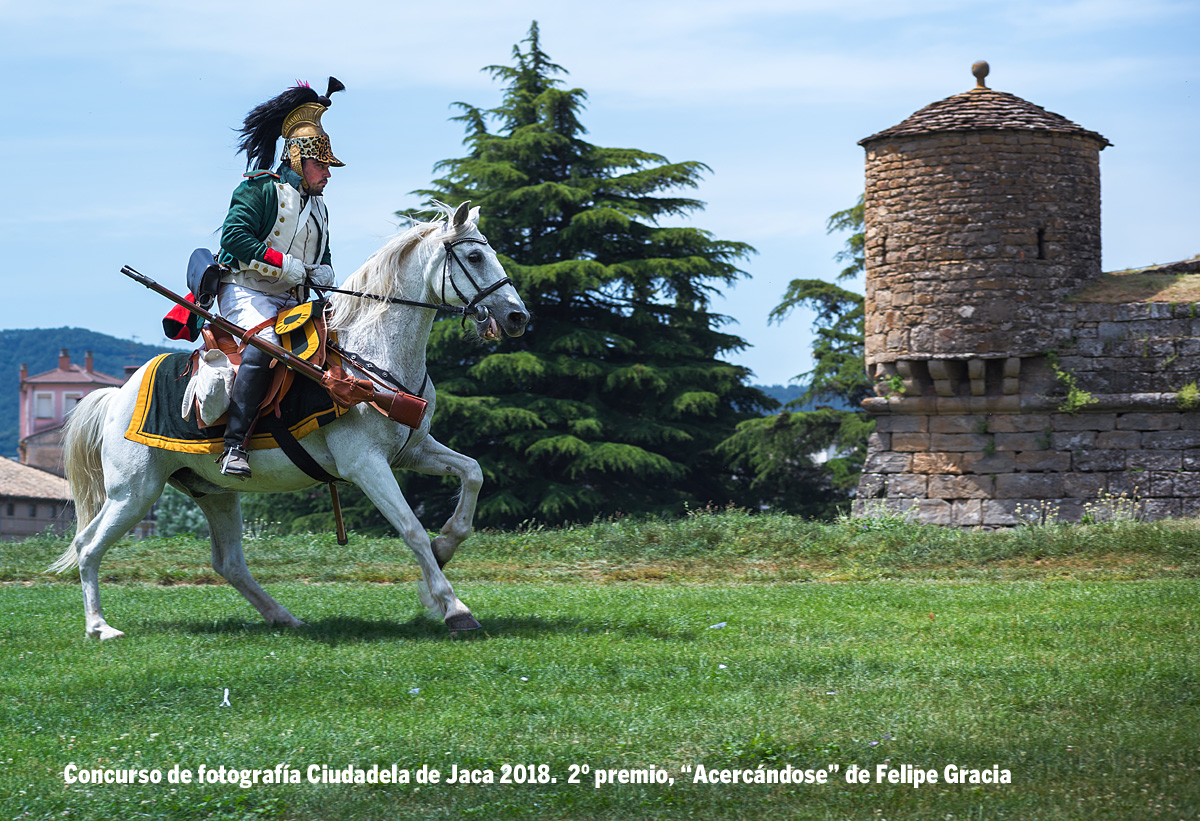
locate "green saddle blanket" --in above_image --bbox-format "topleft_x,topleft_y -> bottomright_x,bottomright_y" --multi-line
124,352 -> 347,454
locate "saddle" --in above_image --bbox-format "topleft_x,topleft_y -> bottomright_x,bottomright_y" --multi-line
185,301 -> 380,429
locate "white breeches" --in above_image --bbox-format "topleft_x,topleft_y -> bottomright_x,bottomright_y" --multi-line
217,283 -> 300,345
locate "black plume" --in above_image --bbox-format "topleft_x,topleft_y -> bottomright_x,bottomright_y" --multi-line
235,84 -> 319,171
317,77 -> 346,107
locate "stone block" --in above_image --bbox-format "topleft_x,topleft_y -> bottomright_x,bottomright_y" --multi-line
1052,431 -> 1098,451
995,473 -> 1064,499
857,474 -> 888,500
930,433 -> 991,452
1143,499 -> 1182,519
875,415 -> 929,433
1126,451 -> 1183,471
1149,471 -> 1179,497
1063,472 -> 1107,498
1072,449 -> 1126,472
969,358 -> 987,396
1053,499 -> 1087,523
930,415 -> 987,434
1117,412 -> 1182,431
928,474 -> 995,499
1107,473 -> 1152,497
864,453 -> 912,473
995,432 -> 1046,451
1095,430 -> 1141,449
1013,451 -> 1072,472
1183,450 -> 1200,471
989,413 -> 1052,433
928,360 -> 965,398
948,499 -> 981,526
960,452 -> 1018,474
887,474 -> 928,498
1171,472 -> 1200,497
867,432 -> 891,451
892,433 -> 932,452
914,499 -> 953,525
910,452 -> 965,475
982,499 -> 1032,526
1053,413 -> 1114,431
1144,431 -> 1200,449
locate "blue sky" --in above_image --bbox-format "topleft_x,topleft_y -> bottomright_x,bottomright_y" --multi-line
2,0 -> 1197,386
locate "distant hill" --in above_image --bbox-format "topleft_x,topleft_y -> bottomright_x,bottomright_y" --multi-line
755,383 -> 854,412
0,328 -> 183,458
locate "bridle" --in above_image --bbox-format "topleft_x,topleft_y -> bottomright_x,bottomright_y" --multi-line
311,236 -> 514,324
308,234 -> 517,409
438,237 -> 514,323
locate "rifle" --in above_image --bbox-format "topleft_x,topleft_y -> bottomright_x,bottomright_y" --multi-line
121,265 -> 427,429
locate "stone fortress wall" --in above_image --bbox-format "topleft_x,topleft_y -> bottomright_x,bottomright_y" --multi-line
853,63 -> 1200,525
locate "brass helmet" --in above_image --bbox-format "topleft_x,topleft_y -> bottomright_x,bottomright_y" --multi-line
283,98 -> 344,171
236,77 -> 346,183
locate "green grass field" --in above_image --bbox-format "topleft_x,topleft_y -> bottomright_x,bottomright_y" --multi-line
2,510 -> 1198,820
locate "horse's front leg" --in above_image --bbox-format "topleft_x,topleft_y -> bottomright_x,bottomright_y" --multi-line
400,435 -> 483,570
342,453 -> 480,632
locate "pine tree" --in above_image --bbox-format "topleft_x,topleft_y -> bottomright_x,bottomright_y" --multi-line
717,196 -> 872,518
408,22 -> 772,526
768,197 -> 870,407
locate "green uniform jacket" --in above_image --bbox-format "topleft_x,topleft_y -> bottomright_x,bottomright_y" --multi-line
218,165 -> 333,271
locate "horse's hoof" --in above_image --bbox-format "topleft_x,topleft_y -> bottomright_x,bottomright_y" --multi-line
89,627 -> 126,641
445,613 -> 481,632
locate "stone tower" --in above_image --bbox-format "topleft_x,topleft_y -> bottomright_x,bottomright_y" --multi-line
859,62 -> 1109,399
854,64 -> 1200,526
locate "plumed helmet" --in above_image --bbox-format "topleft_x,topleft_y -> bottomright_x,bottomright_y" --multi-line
236,78 -> 346,175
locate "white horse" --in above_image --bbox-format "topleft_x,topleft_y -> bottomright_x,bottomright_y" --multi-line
51,202 -> 529,640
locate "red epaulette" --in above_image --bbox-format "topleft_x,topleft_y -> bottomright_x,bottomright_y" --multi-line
243,169 -> 281,181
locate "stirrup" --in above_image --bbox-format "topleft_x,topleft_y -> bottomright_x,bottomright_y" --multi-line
220,446 -> 252,478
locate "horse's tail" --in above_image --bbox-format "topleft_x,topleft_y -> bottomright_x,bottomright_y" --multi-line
49,388 -> 119,574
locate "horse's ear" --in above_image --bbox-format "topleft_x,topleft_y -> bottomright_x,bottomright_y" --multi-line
453,201 -> 471,228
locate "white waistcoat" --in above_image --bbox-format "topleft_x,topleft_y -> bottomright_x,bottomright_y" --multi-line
227,181 -> 330,294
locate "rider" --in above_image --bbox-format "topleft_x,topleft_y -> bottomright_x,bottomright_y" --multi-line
217,78 -> 345,478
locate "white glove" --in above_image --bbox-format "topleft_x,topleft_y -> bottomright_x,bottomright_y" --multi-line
309,264 -> 335,288
280,254 -> 307,287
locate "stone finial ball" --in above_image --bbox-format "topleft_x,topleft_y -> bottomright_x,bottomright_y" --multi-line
972,61 -> 990,88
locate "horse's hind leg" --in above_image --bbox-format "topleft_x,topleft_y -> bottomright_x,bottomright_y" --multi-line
195,493 -> 304,627
76,495 -> 160,640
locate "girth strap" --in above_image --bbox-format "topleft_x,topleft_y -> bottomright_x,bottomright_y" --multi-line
258,415 -> 339,484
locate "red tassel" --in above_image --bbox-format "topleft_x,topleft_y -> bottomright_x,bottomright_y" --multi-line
162,293 -> 203,341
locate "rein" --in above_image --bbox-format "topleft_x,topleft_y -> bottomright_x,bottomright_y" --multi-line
312,237 -> 513,323
309,235 -> 512,411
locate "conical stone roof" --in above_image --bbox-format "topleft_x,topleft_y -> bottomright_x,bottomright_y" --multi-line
859,62 -> 1109,147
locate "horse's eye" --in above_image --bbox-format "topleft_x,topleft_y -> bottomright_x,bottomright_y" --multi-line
468,251 -> 484,264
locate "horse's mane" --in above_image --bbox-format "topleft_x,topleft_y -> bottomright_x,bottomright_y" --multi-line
327,204 -> 480,338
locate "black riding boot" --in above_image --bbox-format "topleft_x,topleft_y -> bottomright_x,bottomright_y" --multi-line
220,347 -> 273,478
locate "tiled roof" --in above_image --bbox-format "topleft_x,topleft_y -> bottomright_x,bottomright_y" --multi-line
0,458 -> 71,501
24,364 -> 124,387
860,87 -> 1110,147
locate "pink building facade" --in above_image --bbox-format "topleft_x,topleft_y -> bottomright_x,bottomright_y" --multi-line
19,350 -> 125,476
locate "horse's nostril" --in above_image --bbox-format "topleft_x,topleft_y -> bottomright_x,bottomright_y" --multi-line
509,311 -> 529,327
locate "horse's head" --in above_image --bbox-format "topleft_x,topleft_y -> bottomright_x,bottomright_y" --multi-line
434,202 -> 529,340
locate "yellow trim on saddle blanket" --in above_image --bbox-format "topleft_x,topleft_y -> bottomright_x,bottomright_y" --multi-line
124,353 -> 346,454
